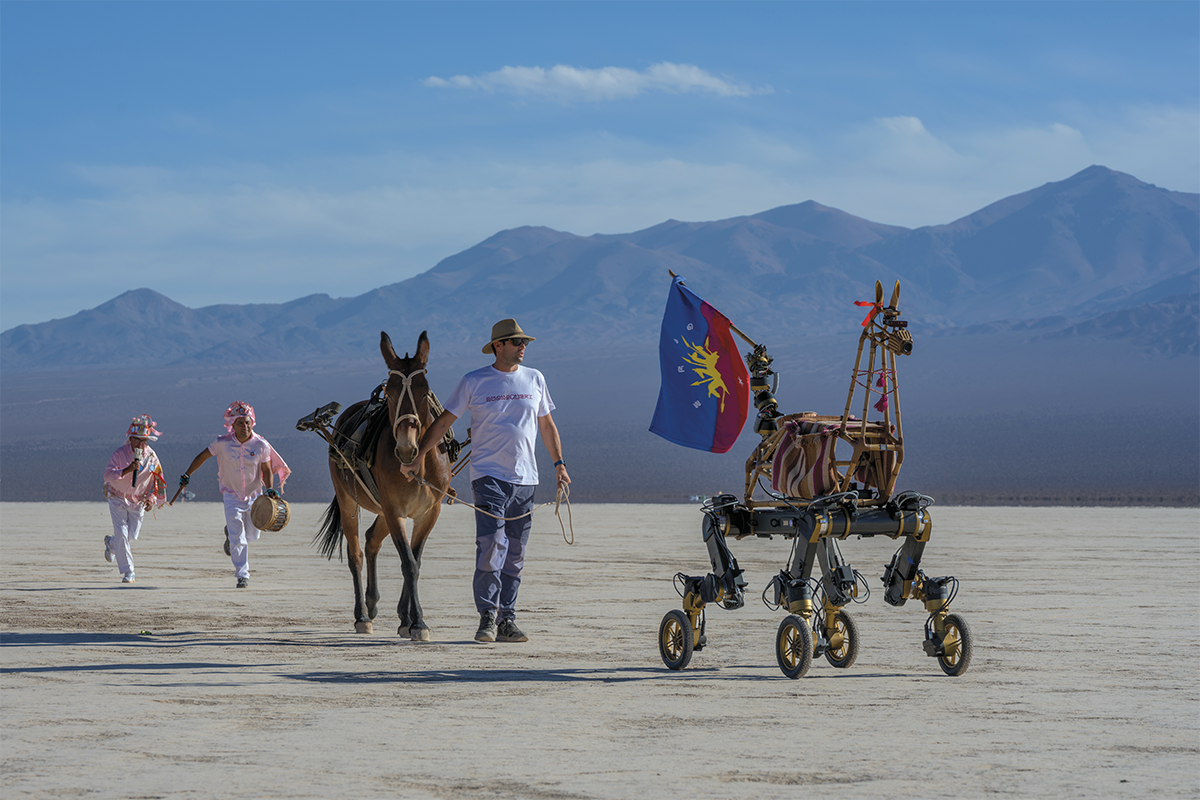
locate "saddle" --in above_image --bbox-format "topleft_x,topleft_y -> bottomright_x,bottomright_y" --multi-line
297,385 -> 463,506
335,383 -> 391,471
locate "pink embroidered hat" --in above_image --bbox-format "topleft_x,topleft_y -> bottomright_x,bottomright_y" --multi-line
127,415 -> 162,441
223,401 -> 255,433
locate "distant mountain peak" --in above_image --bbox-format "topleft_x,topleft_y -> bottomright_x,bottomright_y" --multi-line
1071,164 -> 1122,179
429,225 -> 579,276
104,287 -> 180,306
91,288 -> 196,324
2,167 -> 1196,370
749,200 -> 909,248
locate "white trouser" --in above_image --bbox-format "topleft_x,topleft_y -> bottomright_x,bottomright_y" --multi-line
107,497 -> 144,577
222,493 -> 261,579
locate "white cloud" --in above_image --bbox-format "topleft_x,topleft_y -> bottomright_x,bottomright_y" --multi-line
424,62 -> 770,102
859,116 -> 971,175
1082,105 -> 1200,193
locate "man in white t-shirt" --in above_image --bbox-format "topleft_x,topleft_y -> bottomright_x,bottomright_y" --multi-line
401,319 -> 570,643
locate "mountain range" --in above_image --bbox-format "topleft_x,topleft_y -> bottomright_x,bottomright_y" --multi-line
1,165 -> 1196,505
3,165 -> 1196,369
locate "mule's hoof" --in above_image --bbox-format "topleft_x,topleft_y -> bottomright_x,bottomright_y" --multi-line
400,625 -> 431,642
355,620 -> 373,634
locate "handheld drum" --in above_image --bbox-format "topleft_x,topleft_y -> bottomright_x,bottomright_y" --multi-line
250,493 -> 290,532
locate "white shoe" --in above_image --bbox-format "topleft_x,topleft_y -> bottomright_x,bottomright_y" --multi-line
121,573 -> 135,583
104,536 -> 116,564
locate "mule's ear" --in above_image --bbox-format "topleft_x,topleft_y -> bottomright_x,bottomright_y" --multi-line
889,281 -> 901,309
416,331 -> 430,364
874,280 -> 884,304
380,331 -> 399,366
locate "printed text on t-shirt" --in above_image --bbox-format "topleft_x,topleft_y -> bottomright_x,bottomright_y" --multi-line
485,393 -> 535,402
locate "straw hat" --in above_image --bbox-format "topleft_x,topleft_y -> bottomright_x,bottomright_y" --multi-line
482,319 -> 535,354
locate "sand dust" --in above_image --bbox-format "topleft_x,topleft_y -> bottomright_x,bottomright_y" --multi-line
2,501 -> 1197,799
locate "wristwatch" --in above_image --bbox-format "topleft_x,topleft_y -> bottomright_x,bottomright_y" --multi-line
553,460 -> 566,468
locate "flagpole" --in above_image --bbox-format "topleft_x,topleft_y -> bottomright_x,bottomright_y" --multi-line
668,270 -> 759,348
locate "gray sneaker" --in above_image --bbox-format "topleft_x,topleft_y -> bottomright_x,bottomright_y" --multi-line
236,576 -> 250,589
474,611 -> 497,643
223,527 -> 231,557
496,617 -> 528,643
121,573 -> 134,584
104,536 -> 116,564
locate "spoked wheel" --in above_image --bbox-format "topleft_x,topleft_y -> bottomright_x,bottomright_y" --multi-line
824,609 -> 860,669
659,609 -> 694,671
937,613 -> 973,676
776,614 -> 814,679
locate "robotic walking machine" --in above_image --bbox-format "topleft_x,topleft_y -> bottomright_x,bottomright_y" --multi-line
658,281 -> 973,678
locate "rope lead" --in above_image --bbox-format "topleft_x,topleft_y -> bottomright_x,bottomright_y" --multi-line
414,476 -> 575,545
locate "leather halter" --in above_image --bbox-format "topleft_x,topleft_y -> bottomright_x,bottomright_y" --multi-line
387,367 -> 427,466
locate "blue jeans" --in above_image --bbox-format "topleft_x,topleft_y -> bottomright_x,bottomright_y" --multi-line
471,476 -> 536,619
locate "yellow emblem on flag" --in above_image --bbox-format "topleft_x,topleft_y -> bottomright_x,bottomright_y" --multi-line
682,335 -> 729,411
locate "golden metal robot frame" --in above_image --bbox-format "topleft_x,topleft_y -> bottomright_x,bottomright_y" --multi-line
657,281 -> 973,679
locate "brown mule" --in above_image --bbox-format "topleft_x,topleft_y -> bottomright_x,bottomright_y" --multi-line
315,331 -> 452,640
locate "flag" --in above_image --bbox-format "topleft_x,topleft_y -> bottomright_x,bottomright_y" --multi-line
649,275 -> 751,453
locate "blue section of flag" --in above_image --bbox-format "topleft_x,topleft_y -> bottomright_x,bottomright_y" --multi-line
649,276 -> 749,453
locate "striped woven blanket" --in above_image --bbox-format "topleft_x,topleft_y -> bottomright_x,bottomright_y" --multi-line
770,419 -> 843,499
770,417 -> 899,499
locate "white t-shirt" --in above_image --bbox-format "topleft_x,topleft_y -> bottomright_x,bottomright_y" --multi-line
444,364 -> 555,485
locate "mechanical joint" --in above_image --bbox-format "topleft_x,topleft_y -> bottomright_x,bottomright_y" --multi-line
776,573 -> 814,616
682,584 -> 707,613
922,633 -> 945,657
826,563 -> 858,606
881,554 -> 909,607
918,574 -> 953,613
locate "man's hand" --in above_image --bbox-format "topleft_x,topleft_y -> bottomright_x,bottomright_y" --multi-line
398,409 -> 457,483
555,463 -> 571,489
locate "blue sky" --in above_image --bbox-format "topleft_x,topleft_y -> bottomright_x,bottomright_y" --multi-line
2,1 -> 1197,330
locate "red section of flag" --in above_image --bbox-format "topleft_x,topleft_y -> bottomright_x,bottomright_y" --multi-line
702,301 -> 750,453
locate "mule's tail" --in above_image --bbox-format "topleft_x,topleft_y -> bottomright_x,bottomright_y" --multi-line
314,498 -> 344,561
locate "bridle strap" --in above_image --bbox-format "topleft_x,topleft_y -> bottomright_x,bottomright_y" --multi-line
387,367 -> 427,465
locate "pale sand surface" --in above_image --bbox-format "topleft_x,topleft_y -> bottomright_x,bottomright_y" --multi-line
2,502 -> 1197,799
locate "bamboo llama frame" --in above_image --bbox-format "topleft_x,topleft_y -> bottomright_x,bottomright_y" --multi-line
741,281 -> 912,511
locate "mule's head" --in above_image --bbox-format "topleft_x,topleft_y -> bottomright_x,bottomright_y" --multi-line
380,330 -> 431,466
